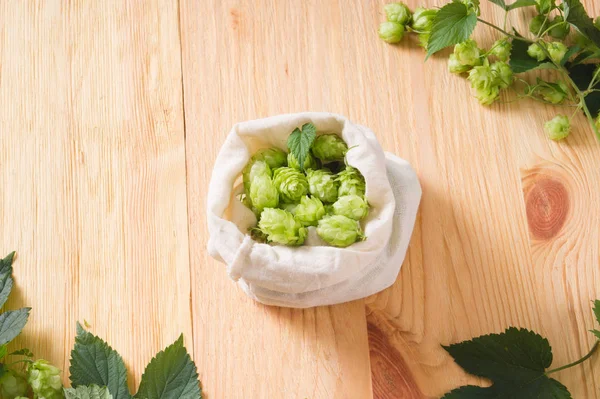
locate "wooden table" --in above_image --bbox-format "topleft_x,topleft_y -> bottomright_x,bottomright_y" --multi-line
1,1 -> 599,397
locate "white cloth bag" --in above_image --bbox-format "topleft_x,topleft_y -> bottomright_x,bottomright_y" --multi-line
207,112 -> 421,308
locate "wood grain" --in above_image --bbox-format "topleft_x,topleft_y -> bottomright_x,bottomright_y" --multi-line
0,0 -> 192,389
1,0 -> 599,397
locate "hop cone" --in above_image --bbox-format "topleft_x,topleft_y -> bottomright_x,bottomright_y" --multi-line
317,215 -> 364,247
312,134 -> 348,162
287,152 -> 320,171
28,360 -> 63,399
294,195 -> 325,226
254,148 -> 287,169
306,169 -> 339,203
336,166 -> 366,197
250,174 -> 279,212
243,159 -> 272,194
273,167 -> 309,203
258,208 -> 307,245
333,195 -> 369,220
0,370 -> 28,399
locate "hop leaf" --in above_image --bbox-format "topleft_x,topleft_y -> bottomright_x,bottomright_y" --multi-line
425,2 -> 477,58
336,166 -> 366,198
333,195 -> 369,221
64,385 -> 113,399
311,134 -> 348,162
287,123 -> 317,171
28,360 -> 63,399
306,169 -> 339,203
529,15 -> 549,35
294,196 -> 325,227
272,167 -> 309,203
549,16 -> 570,39
258,208 -> 307,246
535,0 -> 555,14
317,215 -> 364,247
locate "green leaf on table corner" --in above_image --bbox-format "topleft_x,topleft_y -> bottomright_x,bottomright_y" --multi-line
70,323 -> 131,399
509,36 -> 554,73
65,385 -> 113,399
0,308 -> 30,346
9,347 -> 33,357
426,2 -> 477,58
564,0 -> 600,49
488,0 -> 506,10
441,327 -> 572,398
136,335 -> 202,399
287,123 -> 317,171
567,63 -> 600,117
507,0 -> 537,10
0,252 -> 16,309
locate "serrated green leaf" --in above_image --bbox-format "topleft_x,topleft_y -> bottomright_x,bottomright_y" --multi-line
0,252 -> 16,309
426,2 -> 477,58
0,308 -> 30,345
564,0 -> 600,49
593,300 -> 600,325
488,0 -> 506,10
509,37 -> 554,73
65,385 -> 113,399
561,45 -> 581,65
136,335 -> 202,399
441,328 -> 572,398
287,123 -> 317,171
9,347 -> 33,357
567,63 -> 600,118
507,0 -> 537,10
70,324 -> 131,399
591,330 -> 600,339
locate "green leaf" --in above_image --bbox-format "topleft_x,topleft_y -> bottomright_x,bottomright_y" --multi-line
0,308 -> 30,345
136,335 -> 202,399
426,2 -> 477,58
0,344 -> 7,359
441,328 -> 572,398
488,0 -> 506,10
593,300 -> 600,325
287,123 -> 317,171
561,45 -> 581,65
564,0 -> 600,49
65,385 -> 113,399
509,37 -> 554,73
567,63 -> 600,117
0,252 -> 16,309
9,347 -> 33,357
70,323 -> 131,399
591,330 -> 600,339
507,0 -> 537,10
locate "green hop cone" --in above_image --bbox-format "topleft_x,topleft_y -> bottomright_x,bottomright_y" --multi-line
490,61 -> 513,89
254,148 -> 287,169
306,169 -> 339,203
258,208 -> 307,245
312,134 -> 348,162
273,167 -> 309,203
411,7 -> 437,32
544,115 -> 571,140
529,15 -> 549,36
418,33 -> 431,50
28,360 -> 63,399
378,21 -> 405,44
547,41 -> 568,64
287,152 -> 319,171
243,159 -> 272,194
490,39 -> 511,62
384,2 -> 411,25
317,215 -> 364,247
0,370 -> 28,399
535,0 -> 555,14
527,43 -> 547,62
333,195 -> 369,221
474,86 -> 500,105
536,81 -> 569,104
448,54 -> 472,74
250,174 -> 279,212
549,16 -> 570,39
468,65 -> 496,90
294,195 -> 325,226
460,0 -> 480,14
280,202 -> 299,214
454,39 -> 482,67
337,166 -> 366,197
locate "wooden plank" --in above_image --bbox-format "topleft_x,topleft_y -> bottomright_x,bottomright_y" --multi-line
0,0 -> 191,389
365,1 -> 600,398
179,0 -> 374,397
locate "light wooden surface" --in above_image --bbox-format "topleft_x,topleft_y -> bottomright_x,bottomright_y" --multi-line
1,0 -> 599,397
